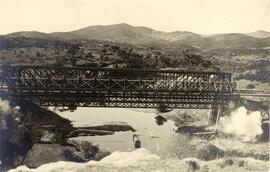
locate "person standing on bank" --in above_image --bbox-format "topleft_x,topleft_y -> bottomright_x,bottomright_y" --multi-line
133,134 -> 141,149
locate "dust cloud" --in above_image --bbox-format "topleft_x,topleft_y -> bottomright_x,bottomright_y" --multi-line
219,106 -> 263,142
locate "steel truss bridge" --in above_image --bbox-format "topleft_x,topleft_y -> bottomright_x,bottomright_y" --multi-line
0,65 -> 238,109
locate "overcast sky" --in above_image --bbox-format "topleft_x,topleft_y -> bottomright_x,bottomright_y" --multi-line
0,0 -> 269,35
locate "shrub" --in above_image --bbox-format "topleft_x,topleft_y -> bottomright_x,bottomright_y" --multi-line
198,145 -> 224,161
186,160 -> 200,171
79,141 -> 99,160
62,149 -> 84,162
238,160 -> 245,167
224,158 -> 234,166
246,84 -> 255,89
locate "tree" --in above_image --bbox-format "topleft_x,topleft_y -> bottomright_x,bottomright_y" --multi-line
67,44 -> 80,66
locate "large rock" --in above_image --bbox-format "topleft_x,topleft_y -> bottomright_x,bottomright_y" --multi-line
18,101 -> 73,129
23,144 -> 78,168
23,143 -> 110,168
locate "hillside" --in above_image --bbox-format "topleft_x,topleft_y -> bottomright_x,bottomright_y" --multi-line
6,31 -> 51,39
1,23 -> 270,83
0,37 -> 216,71
50,23 -> 156,44
3,23 -> 269,50
246,31 -> 270,38
204,33 -> 270,50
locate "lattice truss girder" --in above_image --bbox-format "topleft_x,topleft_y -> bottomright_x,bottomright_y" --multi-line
0,65 -> 236,108
11,93 -> 221,109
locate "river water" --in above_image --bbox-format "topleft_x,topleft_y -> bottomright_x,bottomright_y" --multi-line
9,108 -> 269,172
54,108 -> 201,159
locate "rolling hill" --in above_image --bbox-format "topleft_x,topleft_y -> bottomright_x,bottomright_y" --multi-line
5,31 -> 52,39
246,30 -> 270,38
3,23 -> 270,50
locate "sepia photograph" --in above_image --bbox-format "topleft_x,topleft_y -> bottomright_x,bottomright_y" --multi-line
0,0 -> 269,171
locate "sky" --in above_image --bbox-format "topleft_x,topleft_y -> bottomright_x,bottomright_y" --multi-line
0,0 -> 269,35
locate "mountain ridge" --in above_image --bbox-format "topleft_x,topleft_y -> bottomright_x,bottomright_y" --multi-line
4,23 -> 270,50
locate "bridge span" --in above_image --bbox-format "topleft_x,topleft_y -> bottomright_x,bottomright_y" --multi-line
0,65 -> 237,109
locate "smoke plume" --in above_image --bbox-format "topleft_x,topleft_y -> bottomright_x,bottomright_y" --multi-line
0,98 -> 11,114
219,106 -> 263,142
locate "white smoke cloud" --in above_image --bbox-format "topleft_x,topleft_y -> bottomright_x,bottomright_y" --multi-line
219,106 -> 263,142
0,99 -> 22,129
0,98 -> 11,114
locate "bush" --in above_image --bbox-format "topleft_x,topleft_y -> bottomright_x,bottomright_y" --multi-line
224,158 -> 234,166
246,84 -> 255,89
52,129 -> 67,144
78,141 -> 99,160
238,160 -> 245,167
62,149 -> 84,162
198,145 -> 224,161
186,160 -> 200,171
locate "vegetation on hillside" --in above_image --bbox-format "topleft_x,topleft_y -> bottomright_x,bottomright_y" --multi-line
0,36 -> 217,71
0,31 -> 269,83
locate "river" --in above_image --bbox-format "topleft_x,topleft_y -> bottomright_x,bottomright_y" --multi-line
53,107 -> 201,159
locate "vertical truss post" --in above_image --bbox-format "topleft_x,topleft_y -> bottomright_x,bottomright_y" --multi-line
207,109 -> 212,126
208,107 -> 221,126
214,108 -> 221,131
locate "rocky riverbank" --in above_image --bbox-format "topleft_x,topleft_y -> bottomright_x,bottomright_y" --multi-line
0,100 -> 134,171
160,98 -> 269,164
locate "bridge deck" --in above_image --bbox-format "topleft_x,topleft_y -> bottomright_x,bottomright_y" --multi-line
0,65 -> 237,109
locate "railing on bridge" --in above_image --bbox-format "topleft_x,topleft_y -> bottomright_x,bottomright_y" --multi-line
0,65 -> 237,109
